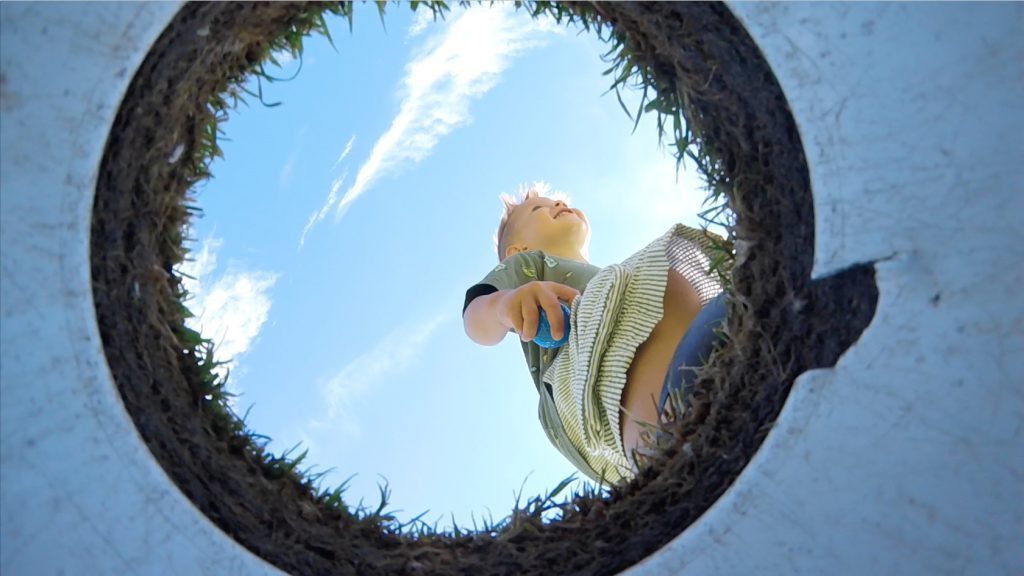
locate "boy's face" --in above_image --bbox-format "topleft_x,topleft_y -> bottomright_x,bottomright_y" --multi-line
505,196 -> 589,258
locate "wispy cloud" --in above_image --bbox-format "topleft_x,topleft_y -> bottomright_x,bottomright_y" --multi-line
176,237 -> 279,385
179,236 -> 222,297
270,48 -> 297,68
332,134 -> 357,172
308,315 -> 446,438
300,134 -> 356,248
407,8 -> 435,38
279,153 -> 297,189
280,126 -> 310,190
300,5 -> 558,243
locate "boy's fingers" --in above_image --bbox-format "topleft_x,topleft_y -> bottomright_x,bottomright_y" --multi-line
551,282 -> 580,303
508,312 -> 523,337
499,293 -> 524,336
540,297 -> 565,340
520,301 -> 538,342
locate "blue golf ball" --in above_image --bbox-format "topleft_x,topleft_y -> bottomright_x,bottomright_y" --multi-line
534,303 -> 571,348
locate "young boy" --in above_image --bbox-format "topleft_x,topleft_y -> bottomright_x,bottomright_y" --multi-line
463,183 -> 727,483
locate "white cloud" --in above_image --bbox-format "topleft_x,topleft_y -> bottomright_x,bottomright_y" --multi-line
270,48 -> 296,68
301,4 -> 558,242
280,126 -> 310,190
308,315 -> 446,438
332,134 -> 357,171
279,153 -> 297,189
195,271 -> 278,367
176,237 -> 279,385
300,134 -> 356,248
179,236 -> 221,297
407,8 -> 435,38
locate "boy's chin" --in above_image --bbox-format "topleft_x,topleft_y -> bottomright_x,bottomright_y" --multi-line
558,217 -> 587,232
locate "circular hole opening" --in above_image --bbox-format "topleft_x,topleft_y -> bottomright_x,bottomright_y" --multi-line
176,2 -> 734,530
92,3 -> 878,574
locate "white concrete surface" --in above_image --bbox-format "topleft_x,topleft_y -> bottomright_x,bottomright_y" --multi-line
629,3 -> 1024,575
1,2 -> 1020,575
0,3 -> 281,575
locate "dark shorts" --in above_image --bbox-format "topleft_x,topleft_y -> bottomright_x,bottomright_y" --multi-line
657,292 -> 729,416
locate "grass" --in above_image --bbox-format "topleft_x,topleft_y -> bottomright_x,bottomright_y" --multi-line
172,0 -> 737,539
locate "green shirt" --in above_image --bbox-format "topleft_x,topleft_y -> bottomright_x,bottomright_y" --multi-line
463,251 -> 605,481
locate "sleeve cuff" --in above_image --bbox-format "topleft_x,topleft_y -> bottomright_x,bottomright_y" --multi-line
463,284 -> 499,315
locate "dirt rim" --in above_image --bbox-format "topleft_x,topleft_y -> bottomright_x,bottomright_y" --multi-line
91,2 -> 878,575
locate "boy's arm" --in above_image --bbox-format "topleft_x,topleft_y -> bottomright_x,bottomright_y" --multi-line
463,281 -> 580,346
463,290 -> 513,346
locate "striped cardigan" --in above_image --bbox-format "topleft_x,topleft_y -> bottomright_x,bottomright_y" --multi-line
464,224 -> 729,483
543,224 -> 726,483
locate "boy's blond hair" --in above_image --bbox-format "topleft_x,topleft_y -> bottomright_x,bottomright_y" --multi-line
494,181 -> 577,262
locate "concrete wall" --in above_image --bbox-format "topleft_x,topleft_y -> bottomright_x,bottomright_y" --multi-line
2,2 -> 1020,574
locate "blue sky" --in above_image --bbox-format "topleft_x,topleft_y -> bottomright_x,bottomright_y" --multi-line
178,3 -> 719,531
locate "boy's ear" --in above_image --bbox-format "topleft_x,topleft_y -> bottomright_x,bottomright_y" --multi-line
505,243 -> 528,259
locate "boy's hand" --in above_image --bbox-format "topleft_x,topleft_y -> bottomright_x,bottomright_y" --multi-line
496,281 -> 579,342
